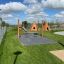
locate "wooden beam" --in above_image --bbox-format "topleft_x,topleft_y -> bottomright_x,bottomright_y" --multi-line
18,19 -> 20,38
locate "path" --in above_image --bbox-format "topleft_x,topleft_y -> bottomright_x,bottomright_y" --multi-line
0,28 -> 6,44
54,31 -> 64,36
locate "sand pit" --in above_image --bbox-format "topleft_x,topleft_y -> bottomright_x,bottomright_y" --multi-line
50,50 -> 64,62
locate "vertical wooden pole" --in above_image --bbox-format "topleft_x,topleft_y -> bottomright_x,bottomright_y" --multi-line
42,21 -> 43,37
38,21 -> 39,32
18,19 -> 20,38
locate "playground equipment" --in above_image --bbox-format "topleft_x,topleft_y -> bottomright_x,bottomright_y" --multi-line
18,19 -> 29,38
17,19 -> 22,38
17,19 -> 50,38
30,22 -> 38,32
17,20 -> 56,46
22,27 -> 28,32
42,21 -> 50,31
17,20 -> 38,38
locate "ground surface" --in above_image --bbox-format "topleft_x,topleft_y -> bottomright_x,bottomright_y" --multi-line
54,31 -> 64,36
50,50 -> 64,62
0,28 -> 6,44
20,33 -> 56,45
0,28 -> 64,64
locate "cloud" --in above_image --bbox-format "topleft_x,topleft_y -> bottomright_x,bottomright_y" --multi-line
54,11 -> 64,17
53,11 -> 64,23
2,15 -> 17,24
60,11 -> 64,16
26,11 -> 48,18
54,14 -> 63,18
25,16 -> 38,22
34,12 -> 48,17
25,11 -> 49,22
23,0 -> 38,4
3,19 -> 16,25
0,2 -> 27,13
0,14 -> 13,19
42,0 -> 64,9
26,3 -> 42,14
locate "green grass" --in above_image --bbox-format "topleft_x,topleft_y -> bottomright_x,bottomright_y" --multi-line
43,31 -> 64,44
0,28 -> 64,64
0,28 -> 31,64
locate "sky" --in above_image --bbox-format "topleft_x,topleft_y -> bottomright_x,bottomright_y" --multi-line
0,0 -> 64,24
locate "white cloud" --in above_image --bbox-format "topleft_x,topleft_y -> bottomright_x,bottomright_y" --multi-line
25,11 -> 49,22
26,3 -> 42,14
54,11 -> 64,18
42,0 -> 64,9
26,11 -> 48,18
25,16 -> 38,22
60,11 -> 64,16
2,16 -> 17,24
35,12 -> 48,17
0,14 -> 13,19
0,2 -> 27,13
54,14 -> 63,17
23,0 -> 38,4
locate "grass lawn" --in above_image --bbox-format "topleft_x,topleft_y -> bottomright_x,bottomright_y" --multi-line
43,31 -> 64,44
0,28 -> 64,64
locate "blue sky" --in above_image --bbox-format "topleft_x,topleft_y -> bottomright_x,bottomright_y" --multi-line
0,0 -> 64,24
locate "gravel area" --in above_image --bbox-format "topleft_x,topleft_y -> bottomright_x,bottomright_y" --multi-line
20,33 -> 56,46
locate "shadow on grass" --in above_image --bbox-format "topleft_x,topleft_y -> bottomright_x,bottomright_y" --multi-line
58,41 -> 64,47
13,51 -> 22,64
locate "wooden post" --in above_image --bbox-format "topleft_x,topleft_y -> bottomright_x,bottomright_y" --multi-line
18,19 -> 20,38
37,21 -> 39,32
42,26 -> 43,37
42,21 -> 43,37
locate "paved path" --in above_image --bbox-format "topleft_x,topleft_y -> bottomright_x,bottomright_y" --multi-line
50,50 -> 64,62
0,28 -> 6,44
20,33 -> 57,46
54,31 -> 64,36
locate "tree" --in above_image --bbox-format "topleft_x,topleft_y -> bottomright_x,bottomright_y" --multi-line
0,17 -> 2,21
5,23 -> 9,27
56,22 -> 60,28
22,21 -> 28,28
1,21 -> 5,27
0,18 -> 2,26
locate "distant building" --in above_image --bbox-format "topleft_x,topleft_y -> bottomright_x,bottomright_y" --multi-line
50,23 -> 64,30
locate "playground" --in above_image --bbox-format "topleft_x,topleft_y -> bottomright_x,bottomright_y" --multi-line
0,27 -> 64,64
0,0 -> 64,64
0,20 -> 64,64
17,20 -> 56,45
